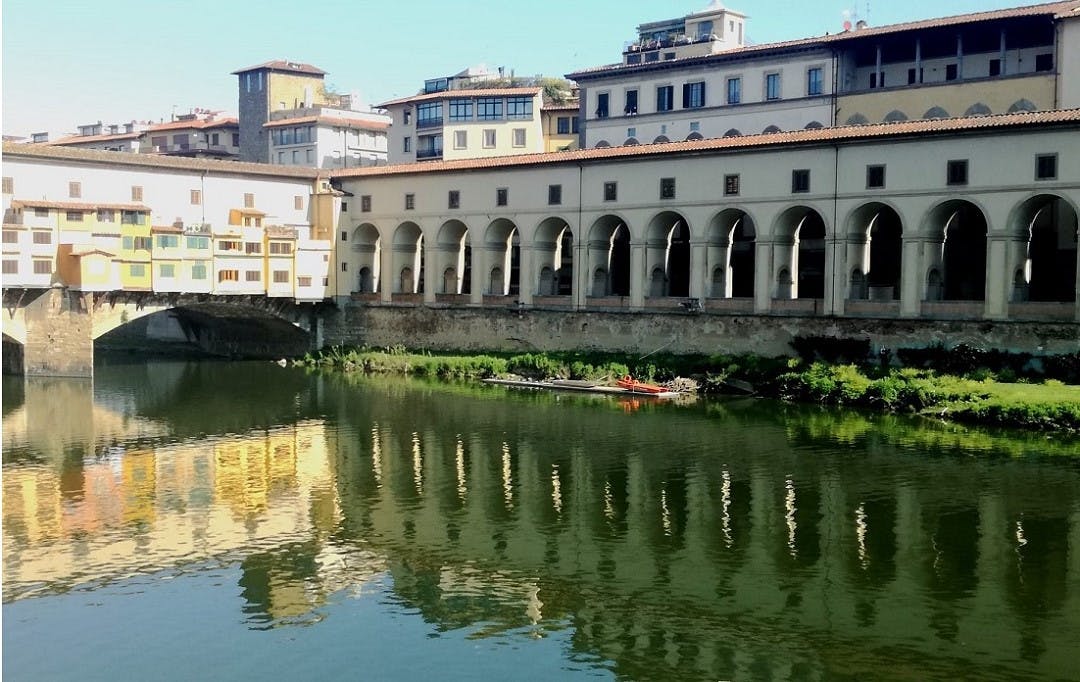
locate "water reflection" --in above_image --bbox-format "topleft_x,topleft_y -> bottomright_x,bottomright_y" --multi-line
3,365 -> 1080,681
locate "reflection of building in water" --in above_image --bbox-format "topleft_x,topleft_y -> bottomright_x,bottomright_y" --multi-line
2,419 -> 348,610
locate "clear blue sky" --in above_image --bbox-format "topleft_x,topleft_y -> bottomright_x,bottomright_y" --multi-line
2,0 -> 1037,137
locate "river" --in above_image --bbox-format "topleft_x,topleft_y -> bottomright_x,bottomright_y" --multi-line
3,360 -> 1078,681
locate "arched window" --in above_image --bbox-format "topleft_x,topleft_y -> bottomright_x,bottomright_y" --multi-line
845,113 -> 870,125
883,110 -> 907,123
923,106 -> 949,120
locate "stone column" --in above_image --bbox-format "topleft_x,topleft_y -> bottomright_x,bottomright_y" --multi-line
644,236 -> 668,298
823,232 -> 847,316
469,247 -> 484,305
379,241 -> 393,302
629,241 -> 646,310
573,240 -> 589,309
517,243 -> 534,305
899,236 -> 922,317
984,236 -> 1009,319
689,237 -> 707,301
422,238 -> 436,304
753,239 -> 773,313
23,286 -> 94,378
587,237 -> 609,297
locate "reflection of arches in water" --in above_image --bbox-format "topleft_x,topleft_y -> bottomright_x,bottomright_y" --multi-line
1005,515 -> 1069,663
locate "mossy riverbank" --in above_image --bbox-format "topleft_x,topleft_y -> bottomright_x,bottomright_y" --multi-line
295,342 -> 1080,434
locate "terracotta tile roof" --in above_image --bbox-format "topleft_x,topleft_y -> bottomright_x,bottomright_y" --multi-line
376,87 -> 543,108
49,131 -> 143,145
541,102 -> 581,112
69,245 -> 118,257
330,109 -> 1080,178
265,225 -> 299,239
2,141 -> 322,179
231,60 -> 326,76
263,115 -> 390,131
151,224 -> 184,233
568,0 -> 1080,80
147,117 -> 238,132
11,200 -> 150,211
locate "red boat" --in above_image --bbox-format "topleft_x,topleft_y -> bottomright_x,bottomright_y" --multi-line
616,375 -> 667,394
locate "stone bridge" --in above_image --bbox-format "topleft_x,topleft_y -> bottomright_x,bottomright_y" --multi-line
1,286 -> 332,377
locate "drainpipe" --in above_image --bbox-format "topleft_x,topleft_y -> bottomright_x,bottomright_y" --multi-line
831,142 -> 841,316
577,159 -> 584,309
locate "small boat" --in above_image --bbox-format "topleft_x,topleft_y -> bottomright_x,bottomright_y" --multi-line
616,375 -> 667,394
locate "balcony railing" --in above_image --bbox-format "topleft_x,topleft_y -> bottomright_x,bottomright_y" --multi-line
416,148 -> 443,160
416,117 -> 443,130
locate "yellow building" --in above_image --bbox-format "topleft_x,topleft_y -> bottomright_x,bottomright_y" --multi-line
118,207 -> 152,290
541,102 -> 580,152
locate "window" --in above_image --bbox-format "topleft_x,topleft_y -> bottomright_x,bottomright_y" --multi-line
807,67 -> 823,96
448,190 -> 460,209
2,230 -> 17,243
603,181 -> 617,202
869,71 -> 885,88
159,264 -> 175,278
211,133 -> 220,146
947,159 -> 968,186
660,177 -> 676,200
627,127 -> 637,139
186,236 -> 209,249
945,64 -> 958,81
405,193 -> 415,210
156,235 -> 179,248
496,188 -> 508,206
689,121 -> 700,133
513,128 -> 526,147
866,165 -> 886,189
596,92 -> 609,119
403,136 -> 412,153
448,98 -> 473,122
908,67 -> 924,84
243,193 -> 254,208
190,189 -> 201,205
298,276 -> 312,287
572,117 -> 580,134
417,101 -> 443,128
1035,53 -> 1053,72
129,264 -> 146,277
341,201 -> 348,212
121,211 -> 145,225
232,133 -> 240,147
93,209 -> 112,223
506,96 -> 533,120
269,242 -> 293,255
122,236 -> 133,250
403,110 -> 411,125
684,81 -> 706,108
341,231 -> 348,241
273,270 -> 290,283
306,149 -> 314,163
218,240 -> 242,251
656,85 -> 674,112
32,231 -> 52,244
69,181 -> 81,198
548,184 -> 562,205
725,77 -> 740,104
292,150 -> 299,164
2,260 -> 17,274
477,97 -> 503,120
1035,154 -> 1057,181
191,264 -> 208,280
624,89 -> 638,115
361,195 -> 372,212
454,130 -> 467,149
791,169 -> 810,193
66,211 -> 84,222
765,73 -> 780,100
245,270 -> 261,282
33,260 -> 53,275
483,129 -> 496,148
557,117 -> 571,135
724,174 -> 740,196
989,59 -> 1001,77
341,262 -> 348,272
245,242 -> 262,255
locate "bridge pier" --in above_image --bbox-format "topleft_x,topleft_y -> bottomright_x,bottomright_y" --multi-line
23,285 -> 95,378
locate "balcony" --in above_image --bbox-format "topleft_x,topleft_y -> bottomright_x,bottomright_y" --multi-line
416,117 -> 443,130
416,148 -> 443,160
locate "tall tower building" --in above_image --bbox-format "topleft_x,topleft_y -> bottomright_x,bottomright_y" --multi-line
232,60 -> 328,163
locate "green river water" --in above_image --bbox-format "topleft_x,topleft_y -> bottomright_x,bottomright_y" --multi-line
2,360 -> 1078,681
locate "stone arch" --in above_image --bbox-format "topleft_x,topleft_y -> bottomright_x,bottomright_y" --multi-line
392,222 -> 424,294
707,208 -> 757,298
351,222 -> 381,293
845,113 -> 870,125
587,215 -> 631,297
1008,98 -> 1037,113
845,202 -> 903,301
624,137 -> 640,146
1005,193 -> 1079,303
921,200 -> 989,301
483,218 -> 519,296
436,219 -> 471,294
923,106 -> 950,120
686,132 -> 704,141
804,121 -> 824,129
652,135 -> 670,144
762,124 -> 782,134
723,128 -> 742,138
883,110 -> 908,123
964,102 -> 992,117
645,210 -> 691,297
533,217 -> 574,296
772,206 -> 828,299
595,140 -> 611,149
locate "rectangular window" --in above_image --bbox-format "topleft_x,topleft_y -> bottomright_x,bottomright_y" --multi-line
211,133 -> 220,146
1035,154 -> 1057,181
403,110 -> 411,125
624,89 -> 638,115
35,207 -> 48,218
403,136 -> 412,153
947,159 -> 968,186
1035,53 -> 1053,72
232,133 -> 240,147
33,260 -> 53,275
454,130 -> 467,149
298,276 -> 312,287
341,231 -> 348,241
724,174 -> 740,196
684,81 -> 706,108
595,92 -> 609,119
945,64 -> 958,81
294,195 -> 304,210
186,236 -> 209,249
765,73 -> 780,100
448,98 -> 474,122
2,260 -> 18,274
361,195 -> 372,212
190,189 -> 201,205
131,186 -> 143,202
792,169 -> 810,193
156,235 -> 180,248
244,193 -> 254,208
513,128 -> 526,147
341,262 -> 348,272
269,242 -> 293,255
603,181 -> 617,202
151,135 -> 167,149
2,177 -> 13,194
496,188 -> 508,206
405,193 -> 415,210
656,85 -> 674,112
218,269 -> 239,283
725,77 -> 740,104
506,96 -> 533,120
245,242 -> 262,255
2,230 -> 17,243
293,150 -> 300,164
417,101 -> 443,128
690,121 -> 700,133
191,264 -> 208,280
660,177 -> 676,200
218,240 -> 242,251
448,190 -> 460,209
548,184 -> 562,205
273,270 -> 290,283
572,117 -> 580,134
245,270 -> 261,282
627,127 -> 637,139
129,264 -> 145,277
32,231 -> 52,244
122,236 -> 133,250
989,59 -> 1001,77
133,236 -> 152,250
557,117 -> 571,135
96,209 -> 114,222
66,211 -> 84,222
69,181 -> 81,198
483,129 -> 496,148
807,67 -> 823,96
477,97 -> 504,120
121,211 -> 145,225
908,67 -> 924,84
159,264 -> 175,278
866,165 -> 886,189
